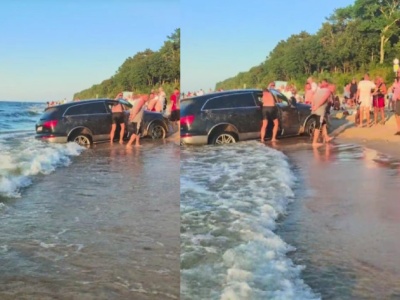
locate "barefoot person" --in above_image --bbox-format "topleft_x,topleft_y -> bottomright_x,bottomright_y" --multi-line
390,77 -> 400,135
311,79 -> 333,146
126,94 -> 148,148
356,73 -> 376,127
260,85 -> 278,142
110,92 -> 126,144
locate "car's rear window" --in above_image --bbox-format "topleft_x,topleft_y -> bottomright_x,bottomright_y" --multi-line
40,107 -> 59,120
181,98 -> 205,115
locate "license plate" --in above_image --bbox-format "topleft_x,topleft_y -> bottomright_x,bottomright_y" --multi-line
37,126 -> 43,132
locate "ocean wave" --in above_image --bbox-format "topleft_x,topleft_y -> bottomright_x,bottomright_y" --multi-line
180,142 -> 319,300
0,139 -> 85,198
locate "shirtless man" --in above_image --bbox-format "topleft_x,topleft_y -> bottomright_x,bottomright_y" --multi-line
260,85 -> 278,142
110,92 -> 126,144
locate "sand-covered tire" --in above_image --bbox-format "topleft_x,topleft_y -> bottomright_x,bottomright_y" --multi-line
210,131 -> 237,145
149,123 -> 166,139
71,134 -> 92,146
304,117 -> 319,137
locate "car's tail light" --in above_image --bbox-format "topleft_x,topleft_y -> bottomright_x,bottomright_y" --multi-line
43,120 -> 58,130
180,115 -> 195,126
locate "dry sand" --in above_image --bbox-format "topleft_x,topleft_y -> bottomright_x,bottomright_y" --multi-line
329,109 -> 400,159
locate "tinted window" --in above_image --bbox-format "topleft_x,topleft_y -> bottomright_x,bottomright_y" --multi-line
181,98 -> 205,115
40,107 -> 59,120
270,90 -> 289,106
65,102 -> 107,116
203,93 -> 256,110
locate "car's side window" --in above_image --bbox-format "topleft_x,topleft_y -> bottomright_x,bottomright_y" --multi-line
272,91 -> 289,107
65,102 -> 107,116
233,94 -> 257,108
203,94 -> 256,110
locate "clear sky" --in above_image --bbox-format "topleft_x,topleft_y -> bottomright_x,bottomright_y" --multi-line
181,0 -> 355,93
0,0 -> 179,102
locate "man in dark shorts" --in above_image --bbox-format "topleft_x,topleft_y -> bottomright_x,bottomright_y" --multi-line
260,85 -> 278,142
169,87 -> 180,131
110,92 -> 126,144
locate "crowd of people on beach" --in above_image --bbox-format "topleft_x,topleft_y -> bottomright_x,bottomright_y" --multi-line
110,87 -> 180,148
259,70 -> 400,146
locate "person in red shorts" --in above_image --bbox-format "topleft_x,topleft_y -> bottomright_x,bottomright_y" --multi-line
372,76 -> 387,125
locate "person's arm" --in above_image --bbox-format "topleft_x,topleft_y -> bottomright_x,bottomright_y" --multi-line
381,83 -> 387,95
129,99 -> 144,121
313,90 -> 331,111
115,92 -> 123,100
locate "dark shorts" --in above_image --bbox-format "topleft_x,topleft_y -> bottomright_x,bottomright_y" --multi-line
170,109 -> 180,121
112,112 -> 125,124
127,122 -> 141,135
372,96 -> 385,108
396,101 -> 400,116
262,106 -> 278,121
316,114 -> 327,130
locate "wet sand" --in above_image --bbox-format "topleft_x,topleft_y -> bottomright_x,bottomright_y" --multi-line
0,140 -> 180,300
270,135 -> 400,298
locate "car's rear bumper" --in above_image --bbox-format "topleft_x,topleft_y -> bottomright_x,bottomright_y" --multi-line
180,134 -> 208,145
35,134 -> 68,143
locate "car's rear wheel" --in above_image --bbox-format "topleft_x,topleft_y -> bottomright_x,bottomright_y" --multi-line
211,131 -> 237,145
149,123 -> 166,139
71,134 -> 92,146
304,117 -> 318,137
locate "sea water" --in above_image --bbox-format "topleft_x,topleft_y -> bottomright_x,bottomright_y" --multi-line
180,142 -> 319,300
0,101 -> 85,199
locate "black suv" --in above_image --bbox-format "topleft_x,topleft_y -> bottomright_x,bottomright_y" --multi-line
180,89 -> 318,145
35,99 -> 169,146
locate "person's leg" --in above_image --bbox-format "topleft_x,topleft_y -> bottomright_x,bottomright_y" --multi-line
313,117 -> 323,146
271,119 -> 278,142
359,106 -> 364,127
135,126 -> 141,146
366,106 -> 371,126
110,124 -> 116,144
126,134 -> 137,147
119,123 -> 125,144
374,106 -> 378,125
260,119 -> 267,142
380,107 -> 385,124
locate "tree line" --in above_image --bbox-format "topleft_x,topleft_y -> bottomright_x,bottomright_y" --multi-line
73,29 -> 180,100
216,0 -> 400,91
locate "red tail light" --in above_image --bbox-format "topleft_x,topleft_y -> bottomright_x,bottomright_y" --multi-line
180,115 -> 195,126
43,120 -> 58,130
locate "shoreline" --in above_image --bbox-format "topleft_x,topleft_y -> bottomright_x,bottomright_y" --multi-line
329,109 -> 400,160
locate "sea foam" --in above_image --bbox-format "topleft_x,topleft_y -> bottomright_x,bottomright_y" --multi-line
0,139 -> 85,198
181,142 -> 320,300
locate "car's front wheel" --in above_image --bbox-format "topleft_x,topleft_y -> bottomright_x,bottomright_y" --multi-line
149,123 -> 166,139
71,134 -> 92,146
211,131 -> 237,145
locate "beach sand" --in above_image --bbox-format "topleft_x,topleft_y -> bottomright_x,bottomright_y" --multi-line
329,109 -> 400,158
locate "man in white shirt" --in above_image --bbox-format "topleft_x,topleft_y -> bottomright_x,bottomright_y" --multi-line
356,73 -> 376,127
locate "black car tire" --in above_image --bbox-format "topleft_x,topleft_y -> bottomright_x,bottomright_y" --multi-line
149,123 -> 166,139
304,117 -> 318,137
210,131 -> 237,145
71,133 -> 92,146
